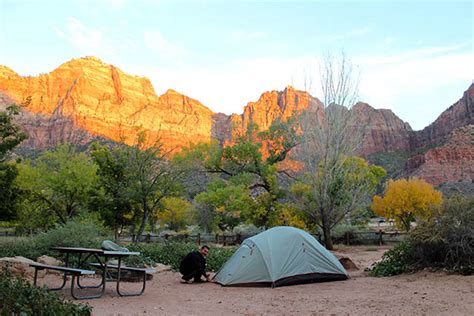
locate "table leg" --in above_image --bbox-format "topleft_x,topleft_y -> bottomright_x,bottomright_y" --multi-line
116,256 -> 147,297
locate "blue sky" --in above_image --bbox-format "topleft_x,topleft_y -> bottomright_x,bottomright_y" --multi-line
0,0 -> 472,130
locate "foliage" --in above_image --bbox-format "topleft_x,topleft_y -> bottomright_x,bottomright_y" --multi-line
118,132 -> 183,240
409,195 -> 473,274
15,144 -> 98,228
372,178 -> 443,231
89,142 -> 135,237
157,197 -> 193,231
184,119 -> 300,230
0,163 -> 21,221
195,180 -> 255,232
0,104 -> 28,162
292,156 -> 386,249
369,241 -> 415,276
127,242 -> 236,272
0,219 -> 109,260
371,195 -> 473,276
0,268 -> 92,315
0,104 -> 28,222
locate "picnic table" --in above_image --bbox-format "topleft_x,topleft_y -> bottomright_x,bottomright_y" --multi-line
31,246 -> 151,299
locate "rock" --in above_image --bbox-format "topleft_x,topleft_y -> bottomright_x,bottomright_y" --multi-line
352,102 -> 412,154
0,256 -> 45,279
36,255 -> 63,275
335,255 -> 359,270
405,125 -> 474,186
414,83 -> 474,148
0,57 -> 214,153
36,255 -> 62,266
152,263 -> 172,273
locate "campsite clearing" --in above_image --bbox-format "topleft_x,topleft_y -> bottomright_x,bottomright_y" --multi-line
69,246 -> 473,315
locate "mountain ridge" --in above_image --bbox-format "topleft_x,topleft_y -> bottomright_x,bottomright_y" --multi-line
0,56 -> 472,189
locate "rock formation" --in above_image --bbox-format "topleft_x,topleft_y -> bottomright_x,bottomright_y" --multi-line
405,125 -> 474,186
1,57 -> 472,189
0,57 -> 214,152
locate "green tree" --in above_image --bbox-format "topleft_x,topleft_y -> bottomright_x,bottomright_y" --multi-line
123,132 -> 183,241
0,104 -> 28,221
189,119 -> 300,229
15,144 -> 98,228
195,180 -> 255,232
89,142 -> 135,238
292,157 -> 386,249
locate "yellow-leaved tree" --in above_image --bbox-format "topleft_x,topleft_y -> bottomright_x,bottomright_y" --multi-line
371,178 -> 443,231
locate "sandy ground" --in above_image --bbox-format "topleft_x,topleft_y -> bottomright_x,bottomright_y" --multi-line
46,246 -> 473,315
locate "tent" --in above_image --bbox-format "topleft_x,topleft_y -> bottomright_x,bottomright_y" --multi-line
213,226 -> 349,287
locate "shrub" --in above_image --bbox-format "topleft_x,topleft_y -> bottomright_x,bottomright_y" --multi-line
410,195 -> 473,274
0,268 -> 92,315
369,241 -> 415,277
0,219 -> 110,261
127,242 -> 236,272
371,195 -> 474,276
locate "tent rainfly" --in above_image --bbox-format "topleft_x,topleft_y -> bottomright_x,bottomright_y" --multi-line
213,226 -> 349,287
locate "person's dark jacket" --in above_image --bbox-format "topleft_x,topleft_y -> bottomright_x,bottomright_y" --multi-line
179,251 -> 206,279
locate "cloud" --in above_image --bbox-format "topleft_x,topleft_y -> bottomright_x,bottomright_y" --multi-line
143,31 -> 188,58
55,17 -> 136,59
63,18 -> 105,54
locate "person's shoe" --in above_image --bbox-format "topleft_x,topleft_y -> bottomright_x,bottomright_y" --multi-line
181,279 -> 193,284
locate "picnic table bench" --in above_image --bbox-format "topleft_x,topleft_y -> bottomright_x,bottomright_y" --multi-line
29,263 -> 99,299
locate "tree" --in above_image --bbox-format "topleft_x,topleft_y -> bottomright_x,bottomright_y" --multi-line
0,104 -> 28,221
123,132 -> 183,241
293,157 -> 386,245
188,119 -> 301,229
295,52 -> 375,249
195,180 -> 255,232
15,144 -> 98,228
372,178 -> 443,231
157,197 -> 193,232
89,142 -> 135,238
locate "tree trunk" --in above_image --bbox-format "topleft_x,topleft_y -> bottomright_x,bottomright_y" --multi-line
135,200 -> 149,243
321,214 -> 334,250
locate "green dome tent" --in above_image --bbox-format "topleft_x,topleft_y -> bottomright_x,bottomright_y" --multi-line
213,226 -> 349,287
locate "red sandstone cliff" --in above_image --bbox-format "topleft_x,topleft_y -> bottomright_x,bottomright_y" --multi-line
405,125 -> 474,186
0,57 -> 214,152
414,83 -> 474,147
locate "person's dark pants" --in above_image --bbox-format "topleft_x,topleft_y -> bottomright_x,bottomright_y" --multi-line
181,270 -> 202,282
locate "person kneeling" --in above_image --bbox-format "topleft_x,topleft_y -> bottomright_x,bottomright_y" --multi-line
179,245 -> 211,283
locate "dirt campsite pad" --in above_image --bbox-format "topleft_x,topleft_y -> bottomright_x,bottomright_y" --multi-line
59,246 -> 473,315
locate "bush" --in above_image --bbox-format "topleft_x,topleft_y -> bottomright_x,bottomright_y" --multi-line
369,241 -> 415,277
0,268 -> 92,315
410,195 -> 473,274
127,242 -> 236,272
0,220 -> 110,261
370,195 -> 474,276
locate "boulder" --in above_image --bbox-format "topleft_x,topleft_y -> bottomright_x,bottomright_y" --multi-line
37,255 -> 63,275
336,256 -> 359,270
0,256 -> 45,279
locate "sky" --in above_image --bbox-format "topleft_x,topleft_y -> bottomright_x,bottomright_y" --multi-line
0,0 -> 472,130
